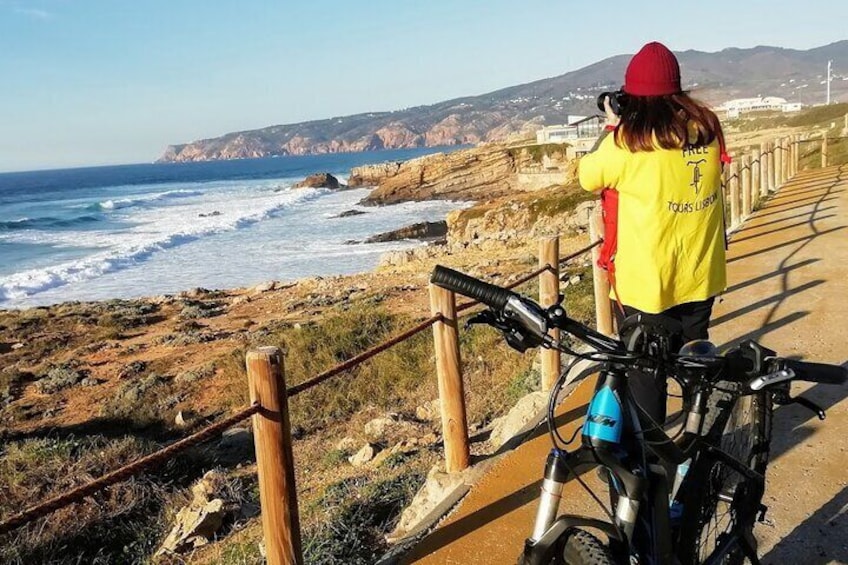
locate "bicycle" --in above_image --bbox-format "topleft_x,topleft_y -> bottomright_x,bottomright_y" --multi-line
429,265 -> 847,565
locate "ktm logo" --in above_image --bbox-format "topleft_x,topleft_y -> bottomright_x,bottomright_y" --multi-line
588,414 -> 618,427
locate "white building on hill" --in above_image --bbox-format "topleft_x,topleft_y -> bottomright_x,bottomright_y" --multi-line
535,115 -> 604,144
717,97 -> 803,118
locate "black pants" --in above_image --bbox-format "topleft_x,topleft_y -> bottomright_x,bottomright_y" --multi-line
614,297 -> 715,425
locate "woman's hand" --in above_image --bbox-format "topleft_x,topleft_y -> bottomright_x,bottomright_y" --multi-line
604,96 -> 621,129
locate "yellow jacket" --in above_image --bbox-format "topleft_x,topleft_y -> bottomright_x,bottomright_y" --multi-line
578,132 -> 727,313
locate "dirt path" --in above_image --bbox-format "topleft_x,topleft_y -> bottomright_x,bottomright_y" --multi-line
402,164 -> 848,564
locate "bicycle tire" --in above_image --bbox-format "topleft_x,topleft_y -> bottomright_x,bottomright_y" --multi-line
561,529 -> 616,565
675,380 -> 773,564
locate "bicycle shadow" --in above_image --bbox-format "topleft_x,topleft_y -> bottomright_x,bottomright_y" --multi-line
760,485 -> 848,564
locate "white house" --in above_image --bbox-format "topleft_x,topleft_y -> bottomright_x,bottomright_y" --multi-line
718,97 -> 803,118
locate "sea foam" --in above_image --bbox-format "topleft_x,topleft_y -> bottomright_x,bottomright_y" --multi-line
0,187 -> 321,302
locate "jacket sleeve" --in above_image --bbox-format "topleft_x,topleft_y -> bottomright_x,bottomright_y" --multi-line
578,134 -> 625,192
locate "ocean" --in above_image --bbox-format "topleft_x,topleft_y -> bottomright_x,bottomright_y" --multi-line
0,147 -> 465,309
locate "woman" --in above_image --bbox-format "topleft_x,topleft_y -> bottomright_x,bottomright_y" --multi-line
578,41 -> 727,424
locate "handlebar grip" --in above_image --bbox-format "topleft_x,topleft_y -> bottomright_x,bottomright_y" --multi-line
430,265 -> 514,310
784,359 -> 847,385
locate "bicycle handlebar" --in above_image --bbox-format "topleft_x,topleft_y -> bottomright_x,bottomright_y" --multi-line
430,265 -> 847,390
431,265 -> 515,310
784,359 -> 847,386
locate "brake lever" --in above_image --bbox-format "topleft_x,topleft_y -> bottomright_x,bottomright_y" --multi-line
465,310 -> 497,330
773,389 -> 827,420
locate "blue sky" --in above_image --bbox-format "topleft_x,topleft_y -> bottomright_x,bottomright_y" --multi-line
1,0 -> 847,172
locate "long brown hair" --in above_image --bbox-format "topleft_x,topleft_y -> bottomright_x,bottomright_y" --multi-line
613,92 -> 722,152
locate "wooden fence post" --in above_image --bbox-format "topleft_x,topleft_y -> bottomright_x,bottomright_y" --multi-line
752,146 -> 761,208
539,236 -> 560,392
429,284 -> 470,473
741,154 -> 752,218
775,138 -> 784,187
792,135 -> 799,176
786,137 -> 792,177
768,141 -> 776,192
796,135 -> 802,174
247,347 -> 303,565
729,161 -> 740,228
782,137 -> 790,183
588,205 -> 614,336
822,133 -> 829,168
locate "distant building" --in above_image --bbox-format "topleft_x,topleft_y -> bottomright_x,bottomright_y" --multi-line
536,115 -> 605,144
717,97 -> 803,118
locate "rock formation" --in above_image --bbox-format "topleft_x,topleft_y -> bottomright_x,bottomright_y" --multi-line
363,221 -> 447,244
293,172 -> 343,189
347,161 -> 404,187
353,143 -> 521,205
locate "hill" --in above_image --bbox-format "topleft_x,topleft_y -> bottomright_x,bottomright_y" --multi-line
158,41 -> 848,162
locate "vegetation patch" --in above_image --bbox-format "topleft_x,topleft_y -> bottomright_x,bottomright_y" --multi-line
302,464 -> 427,565
0,434 -> 218,565
508,142 -> 570,163
33,362 -> 90,394
527,183 -> 594,223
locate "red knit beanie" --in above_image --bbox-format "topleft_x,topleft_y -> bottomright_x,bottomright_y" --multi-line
624,42 -> 681,96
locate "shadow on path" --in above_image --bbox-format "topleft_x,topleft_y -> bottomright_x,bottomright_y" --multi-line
760,485 -> 848,565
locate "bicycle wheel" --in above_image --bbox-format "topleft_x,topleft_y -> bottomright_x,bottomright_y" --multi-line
561,529 -> 615,565
676,382 -> 773,564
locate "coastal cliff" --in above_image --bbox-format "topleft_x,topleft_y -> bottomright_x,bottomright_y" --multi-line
157,116 -> 540,163
351,143 -> 523,205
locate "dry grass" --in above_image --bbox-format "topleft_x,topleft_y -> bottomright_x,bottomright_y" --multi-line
0,434 -> 206,564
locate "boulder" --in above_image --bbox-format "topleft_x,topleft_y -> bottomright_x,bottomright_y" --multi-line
251,280 -> 278,294
335,209 -> 367,218
364,416 -> 398,439
488,391 -> 548,448
156,471 -> 229,555
364,221 -> 447,244
293,173 -> 343,189
349,443 -> 379,467
385,464 -> 472,543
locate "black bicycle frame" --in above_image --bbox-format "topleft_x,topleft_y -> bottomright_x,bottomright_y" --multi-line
520,363 -> 725,565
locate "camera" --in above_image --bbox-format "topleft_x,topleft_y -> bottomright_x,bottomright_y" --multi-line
596,90 -> 627,115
